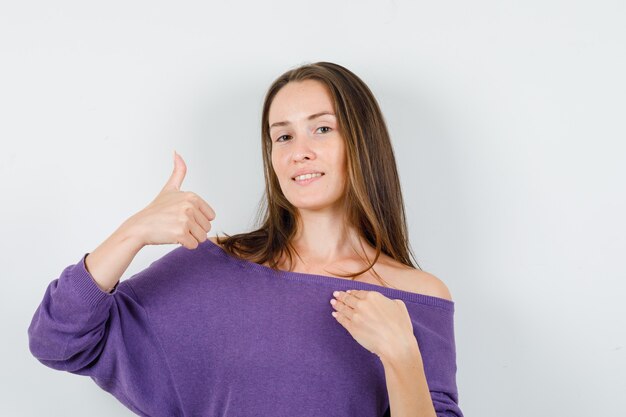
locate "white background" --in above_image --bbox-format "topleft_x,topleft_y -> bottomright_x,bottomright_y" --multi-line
1,1 -> 625,416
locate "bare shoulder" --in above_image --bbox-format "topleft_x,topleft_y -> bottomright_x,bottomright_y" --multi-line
393,267 -> 454,301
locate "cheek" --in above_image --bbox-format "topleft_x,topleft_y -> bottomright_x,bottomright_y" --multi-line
337,150 -> 348,188
271,152 -> 289,185
270,152 -> 280,173
336,146 -> 347,174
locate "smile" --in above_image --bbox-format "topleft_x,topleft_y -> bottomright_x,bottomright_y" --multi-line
292,173 -> 324,185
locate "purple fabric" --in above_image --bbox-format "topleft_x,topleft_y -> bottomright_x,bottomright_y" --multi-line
28,238 -> 463,417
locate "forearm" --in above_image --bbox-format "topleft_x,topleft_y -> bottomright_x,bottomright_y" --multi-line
85,218 -> 144,292
380,338 -> 437,417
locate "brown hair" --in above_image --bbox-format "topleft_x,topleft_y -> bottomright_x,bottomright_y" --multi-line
215,61 -> 421,287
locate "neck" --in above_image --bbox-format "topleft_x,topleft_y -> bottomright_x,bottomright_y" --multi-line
289,211 -> 374,266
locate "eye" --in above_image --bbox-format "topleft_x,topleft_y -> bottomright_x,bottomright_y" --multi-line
275,126 -> 331,143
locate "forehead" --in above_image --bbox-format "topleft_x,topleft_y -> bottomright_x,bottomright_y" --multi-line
268,80 -> 334,124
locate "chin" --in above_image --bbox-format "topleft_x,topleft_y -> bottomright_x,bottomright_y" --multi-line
288,196 -> 343,211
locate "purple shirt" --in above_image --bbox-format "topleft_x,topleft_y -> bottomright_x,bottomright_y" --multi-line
28,238 -> 463,416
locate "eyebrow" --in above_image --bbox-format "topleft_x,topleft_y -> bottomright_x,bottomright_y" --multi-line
269,111 -> 336,129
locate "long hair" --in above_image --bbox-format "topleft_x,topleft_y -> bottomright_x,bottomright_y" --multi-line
215,61 -> 421,286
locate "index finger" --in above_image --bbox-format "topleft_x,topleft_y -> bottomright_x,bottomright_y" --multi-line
346,289 -> 367,299
197,198 -> 216,221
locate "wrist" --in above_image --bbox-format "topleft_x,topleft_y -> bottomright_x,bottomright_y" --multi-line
116,217 -> 146,252
379,336 -> 423,369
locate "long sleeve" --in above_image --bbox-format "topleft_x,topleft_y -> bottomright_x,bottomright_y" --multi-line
27,252 -> 183,417
380,368 -> 463,417
427,309 -> 463,417
399,301 -> 464,417
382,389 -> 463,417
431,390 -> 463,417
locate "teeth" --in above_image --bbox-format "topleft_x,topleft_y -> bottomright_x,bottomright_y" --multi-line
294,172 -> 323,181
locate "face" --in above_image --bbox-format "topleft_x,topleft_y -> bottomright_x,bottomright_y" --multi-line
269,79 -> 347,212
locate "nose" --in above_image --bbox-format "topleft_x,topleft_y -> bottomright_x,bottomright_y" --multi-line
291,132 -> 316,162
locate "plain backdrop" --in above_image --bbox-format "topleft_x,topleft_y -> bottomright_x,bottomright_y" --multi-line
1,1 -> 625,416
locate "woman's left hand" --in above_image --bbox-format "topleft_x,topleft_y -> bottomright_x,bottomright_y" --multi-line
330,289 -> 418,360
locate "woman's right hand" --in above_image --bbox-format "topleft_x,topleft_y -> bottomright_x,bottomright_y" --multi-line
126,151 -> 216,250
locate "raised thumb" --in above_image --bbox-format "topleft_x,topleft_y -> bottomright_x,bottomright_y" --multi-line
162,150 -> 187,192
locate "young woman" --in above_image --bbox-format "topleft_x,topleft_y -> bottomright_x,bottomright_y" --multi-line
29,62 -> 463,417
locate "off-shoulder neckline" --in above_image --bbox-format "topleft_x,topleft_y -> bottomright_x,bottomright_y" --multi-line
202,238 -> 454,312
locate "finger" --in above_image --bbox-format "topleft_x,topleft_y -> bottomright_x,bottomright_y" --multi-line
187,191 -> 215,225
161,150 -> 187,193
197,199 -> 216,221
394,299 -> 408,312
346,289 -> 367,299
178,231 -> 199,249
336,290 -> 359,309
331,294 -> 354,320
193,207 -> 212,233
187,217 -> 208,244
332,310 -> 352,331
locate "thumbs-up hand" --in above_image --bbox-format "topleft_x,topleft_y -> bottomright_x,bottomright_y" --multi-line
126,151 -> 216,250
